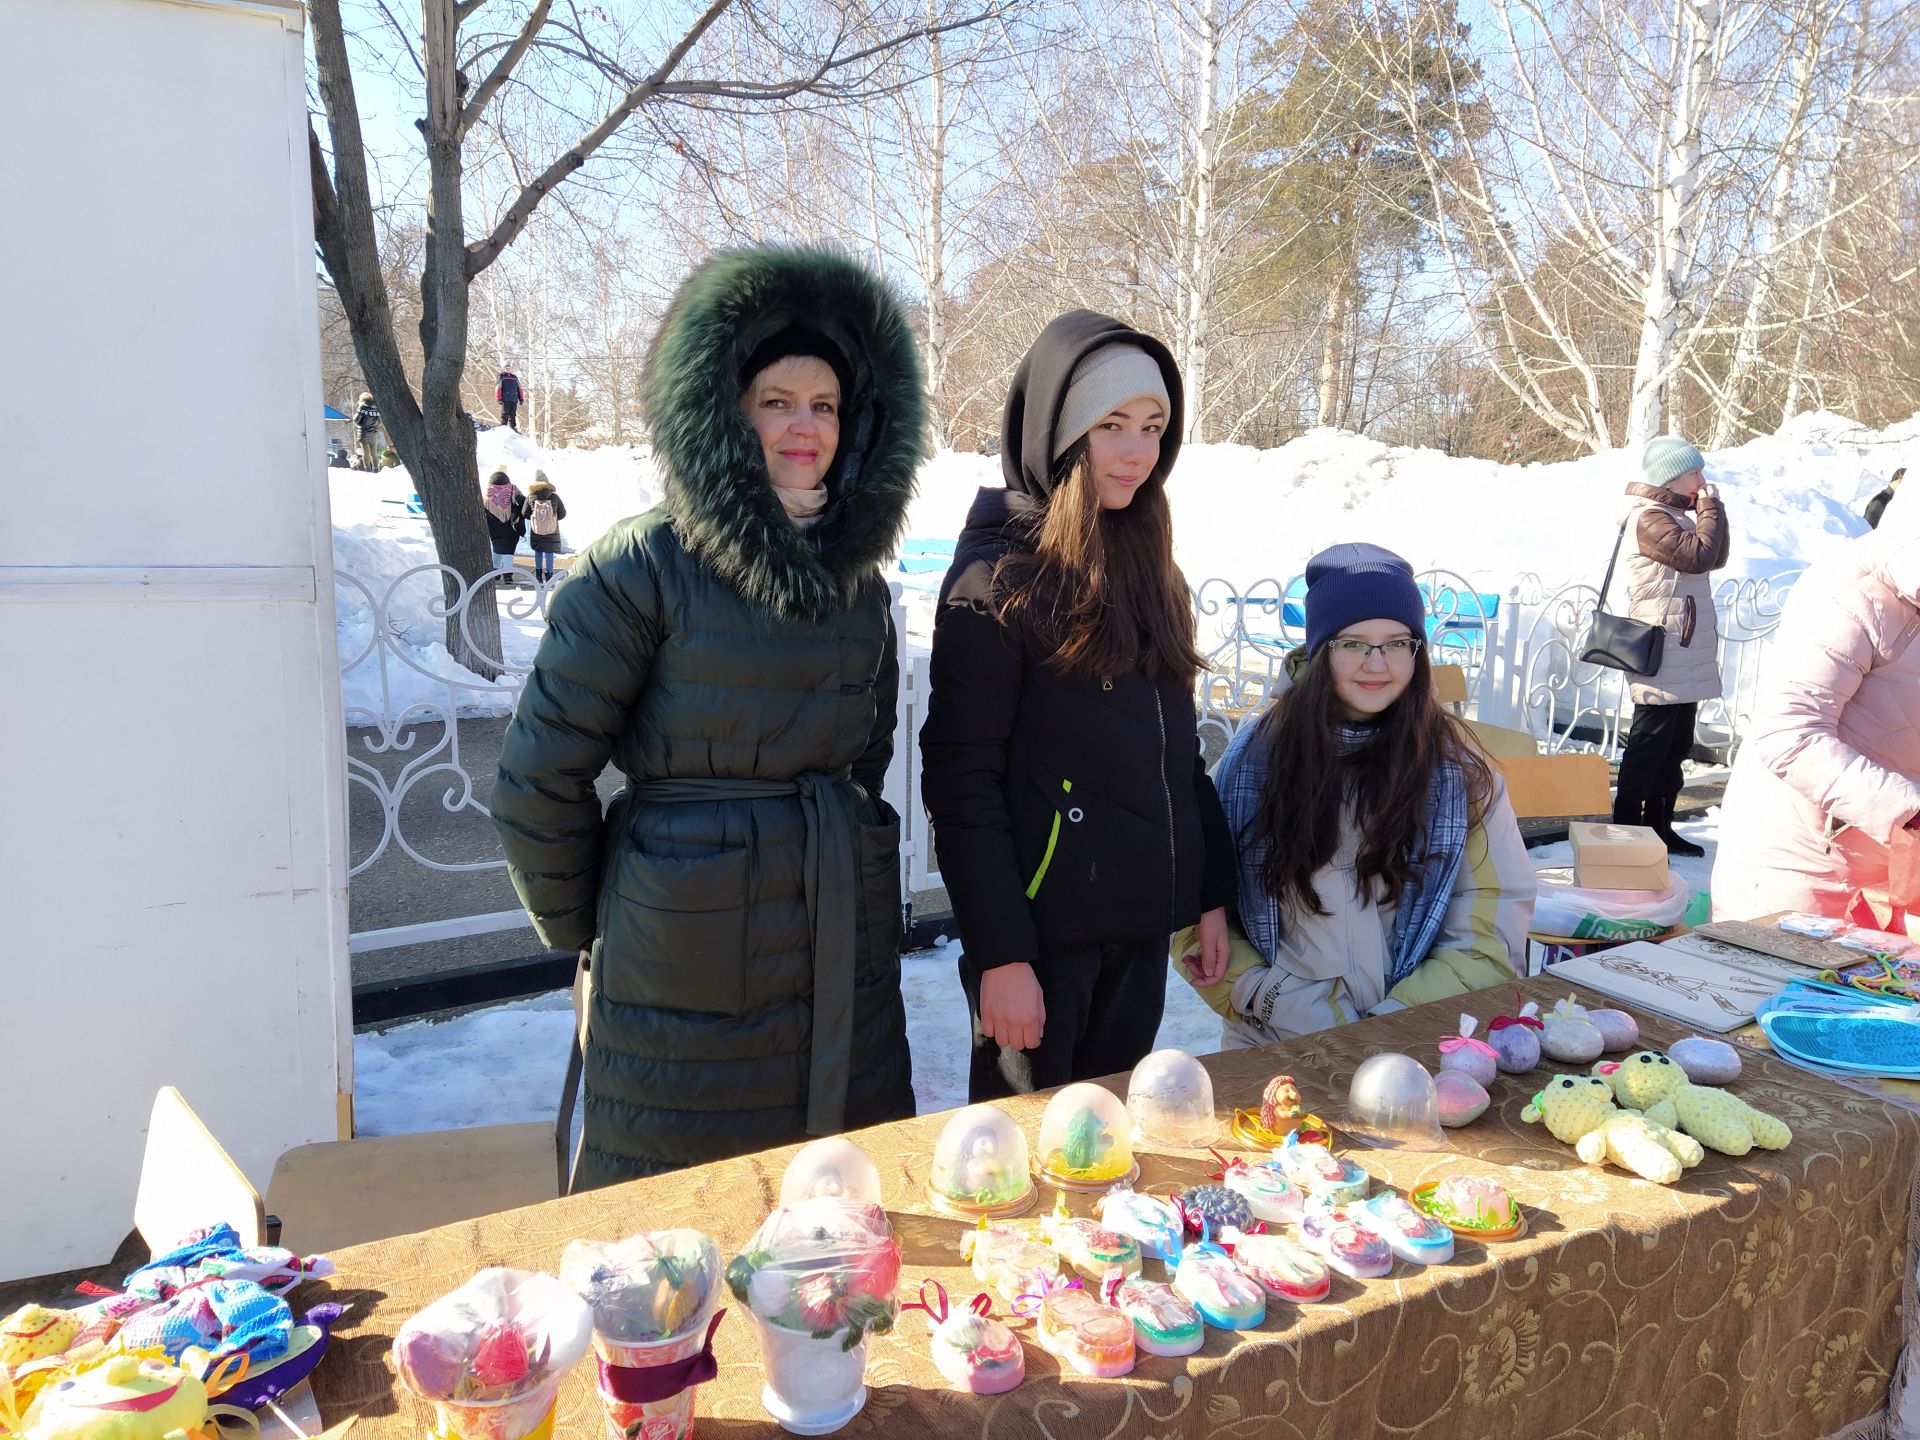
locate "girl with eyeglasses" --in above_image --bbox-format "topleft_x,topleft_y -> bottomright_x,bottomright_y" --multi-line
1174,544 -> 1536,1047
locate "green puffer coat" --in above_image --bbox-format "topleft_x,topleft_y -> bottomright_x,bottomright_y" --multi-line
492,247 -> 927,1189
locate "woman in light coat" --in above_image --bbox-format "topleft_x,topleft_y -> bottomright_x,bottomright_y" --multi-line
1712,487 -> 1920,932
1611,435 -> 1731,856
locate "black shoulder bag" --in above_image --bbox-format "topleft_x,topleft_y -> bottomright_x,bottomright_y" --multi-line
1579,517 -> 1666,676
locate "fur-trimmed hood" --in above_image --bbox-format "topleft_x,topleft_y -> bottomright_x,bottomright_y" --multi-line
644,246 -> 930,620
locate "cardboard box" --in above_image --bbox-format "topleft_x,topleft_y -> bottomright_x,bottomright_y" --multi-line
1569,822 -> 1669,892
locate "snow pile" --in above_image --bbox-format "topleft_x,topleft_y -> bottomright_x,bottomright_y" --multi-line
330,413 -> 1917,701
353,942 -> 1226,1136
329,429 -> 663,722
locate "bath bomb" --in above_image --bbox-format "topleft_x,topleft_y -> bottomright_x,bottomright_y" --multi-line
1434,1071 -> 1491,1127
1540,1015 -> 1605,1064
1587,1009 -> 1640,1052
1669,1035 -> 1742,1085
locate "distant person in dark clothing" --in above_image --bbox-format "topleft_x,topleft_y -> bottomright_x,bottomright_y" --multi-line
1866,468 -> 1905,530
497,366 -> 523,432
353,392 -> 382,470
482,468 -> 526,578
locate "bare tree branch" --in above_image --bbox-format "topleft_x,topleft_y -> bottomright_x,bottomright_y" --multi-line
459,0 -> 553,139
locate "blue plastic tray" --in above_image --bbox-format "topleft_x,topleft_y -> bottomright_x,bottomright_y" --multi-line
1760,1011 -> 1920,1076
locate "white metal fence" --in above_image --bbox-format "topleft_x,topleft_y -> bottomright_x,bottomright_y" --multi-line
339,560 -> 1803,940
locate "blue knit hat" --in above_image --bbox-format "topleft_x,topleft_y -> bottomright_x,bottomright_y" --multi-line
1303,543 -> 1426,658
1642,435 -> 1705,489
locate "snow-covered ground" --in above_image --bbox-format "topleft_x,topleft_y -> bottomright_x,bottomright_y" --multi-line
354,813 -> 1723,1135
331,412 -> 1919,718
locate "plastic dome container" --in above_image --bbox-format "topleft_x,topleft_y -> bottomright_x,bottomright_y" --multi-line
1337,1053 -> 1446,1150
778,1136 -> 884,1208
1126,1049 -> 1217,1148
1036,1083 -> 1137,1191
927,1104 -> 1036,1217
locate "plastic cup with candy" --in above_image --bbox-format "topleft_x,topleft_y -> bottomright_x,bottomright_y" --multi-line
726,1196 -> 901,1434
1172,1226 -> 1266,1330
1358,1194 -> 1455,1266
18,1354 -> 210,1440
561,1230 -> 724,1440
1227,1230 -> 1329,1305
1040,1194 -> 1142,1283
1411,1174 -> 1523,1240
1111,1275 -> 1203,1356
1272,1134 -> 1370,1204
1174,1184 -> 1253,1240
1015,1274 -> 1135,1378
1339,1053 -> 1446,1151
1036,1084 -> 1137,1190
1093,1186 -> 1184,1264
899,1281 -> 1024,1395
959,1219 -> 1060,1304
1437,1015 -> 1499,1087
927,1105 -> 1035,1218
392,1267 -> 593,1440
778,1136 -> 884,1208
1208,1150 -> 1303,1224
1300,1199 -> 1393,1279
1126,1049 -> 1218,1148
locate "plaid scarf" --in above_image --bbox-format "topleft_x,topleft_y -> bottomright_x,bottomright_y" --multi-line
1217,720 -> 1472,988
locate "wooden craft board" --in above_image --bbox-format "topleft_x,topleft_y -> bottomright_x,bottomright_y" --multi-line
1693,918 -> 1864,971
1544,940 -> 1783,1031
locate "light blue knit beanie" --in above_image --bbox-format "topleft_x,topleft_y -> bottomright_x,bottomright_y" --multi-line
1642,435 -> 1705,488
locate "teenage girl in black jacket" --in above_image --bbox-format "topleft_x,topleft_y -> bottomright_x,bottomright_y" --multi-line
920,311 -> 1235,1101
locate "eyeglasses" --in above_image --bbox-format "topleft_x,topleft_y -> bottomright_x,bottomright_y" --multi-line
1327,637 -> 1422,663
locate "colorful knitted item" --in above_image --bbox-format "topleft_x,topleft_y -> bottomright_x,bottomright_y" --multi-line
112,1279 -> 292,1367
124,1223 -> 333,1301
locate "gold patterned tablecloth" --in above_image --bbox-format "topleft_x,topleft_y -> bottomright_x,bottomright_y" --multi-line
306,977 -> 1920,1439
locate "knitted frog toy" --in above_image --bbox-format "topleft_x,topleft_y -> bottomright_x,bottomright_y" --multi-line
1521,1074 -> 1703,1184
1643,1085 -> 1792,1157
1591,1051 -> 1687,1111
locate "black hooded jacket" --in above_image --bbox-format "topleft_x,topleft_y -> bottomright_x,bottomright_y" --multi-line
919,311 -> 1235,969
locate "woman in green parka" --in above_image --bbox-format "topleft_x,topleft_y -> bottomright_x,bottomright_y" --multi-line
492,247 -> 925,1189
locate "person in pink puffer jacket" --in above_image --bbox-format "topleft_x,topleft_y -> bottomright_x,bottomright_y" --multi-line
1712,486 -> 1920,931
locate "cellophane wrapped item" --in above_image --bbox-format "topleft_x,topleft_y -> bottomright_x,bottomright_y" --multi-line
562,1231 -> 721,1346
727,1197 -> 902,1433
726,1200 -> 900,1350
391,1268 -> 592,1440
561,1232 -> 725,1440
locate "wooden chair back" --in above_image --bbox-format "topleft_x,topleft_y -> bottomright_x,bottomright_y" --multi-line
1495,752 -> 1612,820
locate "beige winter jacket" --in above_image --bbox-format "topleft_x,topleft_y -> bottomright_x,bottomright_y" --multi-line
1619,482 -> 1731,705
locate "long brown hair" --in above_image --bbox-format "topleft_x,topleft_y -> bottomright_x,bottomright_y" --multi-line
990,439 -> 1205,683
1251,644 -> 1495,920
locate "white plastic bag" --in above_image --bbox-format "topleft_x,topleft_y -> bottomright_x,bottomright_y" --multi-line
1532,867 -> 1691,940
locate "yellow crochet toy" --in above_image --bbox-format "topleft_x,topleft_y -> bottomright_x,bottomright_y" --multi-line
1522,1074 -> 1704,1184
1591,1051 -> 1687,1111
1644,1084 -> 1792,1157
17,1353 -> 209,1440
0,1306 -> 78,1367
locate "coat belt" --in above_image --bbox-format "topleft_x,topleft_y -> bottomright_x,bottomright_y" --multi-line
629,771 -> 858,1137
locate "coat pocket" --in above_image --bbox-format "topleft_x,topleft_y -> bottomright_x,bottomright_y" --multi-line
1022,768 -> 1084,900
598,847 -> 751,1016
